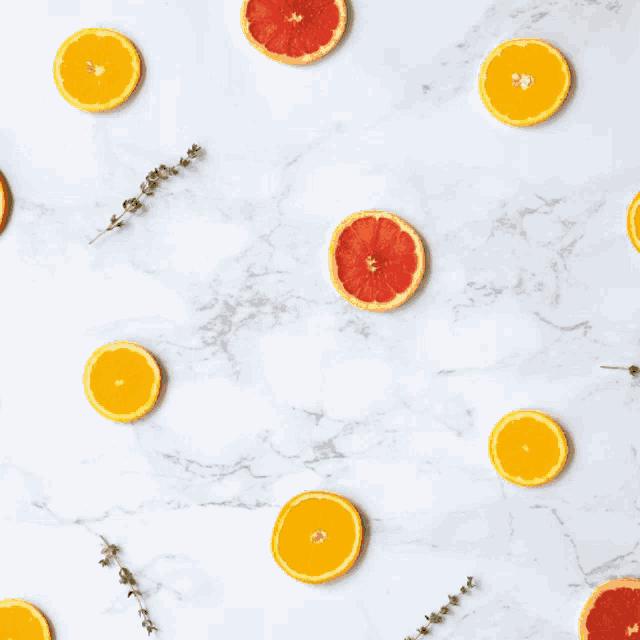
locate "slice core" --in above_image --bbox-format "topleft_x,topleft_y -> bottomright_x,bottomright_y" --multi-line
271,490 -> 363,584
329,210 -> 426,312
489,409 -> 568,486
0,599 -> 52,640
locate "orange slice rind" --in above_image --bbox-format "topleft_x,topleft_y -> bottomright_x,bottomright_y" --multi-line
0,599 -> 52,640
329,210 -> 426,312
489,409 -> 568,487
0,172 -> 8,234
83,341 -> 162,423
53,27 -> 141,112
479,38 -> 571,126
241,0 -> 347,65
271,490 -> 363,584
626,192 -> 640,253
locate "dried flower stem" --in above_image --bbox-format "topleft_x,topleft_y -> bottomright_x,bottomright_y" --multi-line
89,143 -> 202,245
601,365 -> 640,377
99,535 -> 158,635
404,576 -> 477,639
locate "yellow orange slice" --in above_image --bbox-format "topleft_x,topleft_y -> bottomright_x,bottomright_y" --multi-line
479,38 -> 571,126
579,577 -> 640,639
329,210 -> 426,312
627,192 -> 640,253
0,172 -> 8,234
271,490 -> 363,584
53,28 -> 141,112
489,410 -> 568,486
241,0 -> 347,65
83,341 -> 162,423
0,599 -> 51,640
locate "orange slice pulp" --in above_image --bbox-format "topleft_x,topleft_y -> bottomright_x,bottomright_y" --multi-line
329,210 -> 426,312
479,38 -> 571,126
0,599 -> 51,640
0,172 -> 8,234
489,410 -> 568,486
271,490 -> 363,584
627,192 -> 640,253
241,0 -> 347,65
579,578 -> 640,639
83,341 -> 162,422
53,28 -> 141,112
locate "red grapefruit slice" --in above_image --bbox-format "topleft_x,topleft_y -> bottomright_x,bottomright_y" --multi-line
329,210 -> 426,311
241,0 -> 347,65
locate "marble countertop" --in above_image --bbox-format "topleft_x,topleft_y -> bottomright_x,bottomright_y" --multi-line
1,0 -> 640,638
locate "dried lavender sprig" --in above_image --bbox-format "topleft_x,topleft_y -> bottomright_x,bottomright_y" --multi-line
99,535 -> 158,635
89,143 -> 202,244
404,577 -> 476,640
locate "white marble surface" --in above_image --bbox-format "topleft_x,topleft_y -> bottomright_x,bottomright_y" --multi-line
1,0 -> 640,638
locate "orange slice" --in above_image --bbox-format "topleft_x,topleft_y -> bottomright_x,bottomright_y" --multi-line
83,341 -> 162,423
479,38 -> 571,126
329,210 -> 426,312
0,171 -> 8,234
579,577 -> 640,639
627,192 -> 640,253
271,490 -> 363,584
0,599 -> 51,640
489,410 -> 568,486
53,28 -> 141,112
241,0 -> 347,65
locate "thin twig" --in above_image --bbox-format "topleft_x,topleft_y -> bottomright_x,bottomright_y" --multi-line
601,365 -> 640,377
99,535 -> 158,635
89,143 -> 202,244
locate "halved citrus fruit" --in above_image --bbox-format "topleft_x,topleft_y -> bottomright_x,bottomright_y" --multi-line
329,210 -> 426,312
271,490 -> 363,584
627,192 -> 640,253
0,599 -> 52,640
53,28 -> 141,112
489,409 -> 568,486
241,0 -> 347,65
579,577 -> 640,639
83,341 -> 162,423
479,38 -> 571,126
0,171 -> 9,234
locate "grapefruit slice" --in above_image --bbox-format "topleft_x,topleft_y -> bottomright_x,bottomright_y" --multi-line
271,490 -> 363,584
329,210 -> 426,311
53,28 -> 141,112
241,0 -> 347,65
489,410 -> 568,487
579,577 -> 640,639
0,171 -> 9,234
83,341 -> 162,423
627,192 -> 640,253
479,38 -> 571,126
0,599 -> 52,640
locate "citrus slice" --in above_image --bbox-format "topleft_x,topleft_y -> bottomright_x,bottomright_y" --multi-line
329,210 -> 426,312
241,0 -> 347,65
53,28 -> 141,112
479,38 -> 571,126
489,409 -> 568,486
83,341 -> 162,423
627,192 -> 640,253
0,171 -> 9,234
0,599 -> 51,640
579,577 -> 640,639
271,490 -> 363,584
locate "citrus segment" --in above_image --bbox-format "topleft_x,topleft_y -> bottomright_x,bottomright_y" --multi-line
53,28 -> 141,112
489,410 -> 568,486
627,192 -> 640,253
0,172 -> 8,234
271,490 -> 363,584
479,38 -> 571,126
241,0 -> 347,65
329,210 -> 426,311
0,599 -> 51,640
579,578 -> 640,639
83,341 -> 162,422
